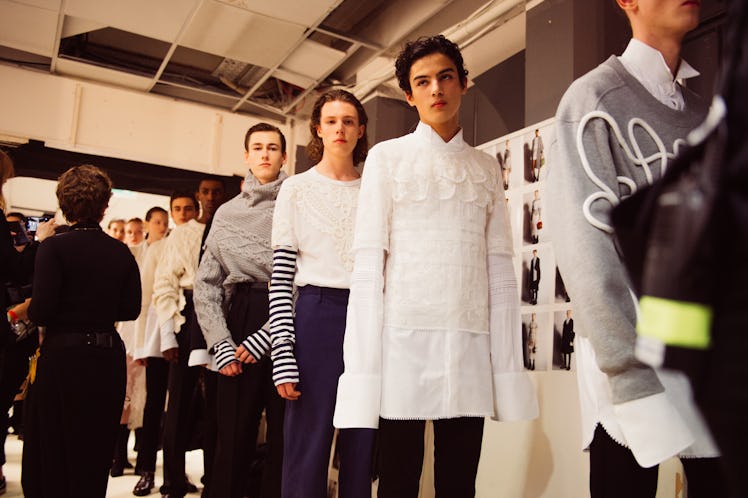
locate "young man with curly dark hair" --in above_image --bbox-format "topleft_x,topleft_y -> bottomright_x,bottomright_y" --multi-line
333,35 -> 537,498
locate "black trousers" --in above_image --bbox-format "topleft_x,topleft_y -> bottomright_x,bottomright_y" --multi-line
208,285 -> 284,498
22,333 -> 126,498
162,301 -> 202,498
135,356 -> 169,473
589,424 -> 726,498
0,333 -> 37,465
377,417 -> 484,498
202,368 -> 218,496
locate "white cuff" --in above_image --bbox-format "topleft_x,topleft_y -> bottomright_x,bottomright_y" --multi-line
188,349 -> 211,367
613,392 -> 694,468
159,318 -> 178,353
492,371 -> 539,422
333,373 -> 381,429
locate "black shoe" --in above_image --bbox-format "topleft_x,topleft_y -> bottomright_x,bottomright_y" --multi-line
133,472 -> 154,496
125,461 -> 134,469
187,480 -> 198,493
110,462 -> 125,477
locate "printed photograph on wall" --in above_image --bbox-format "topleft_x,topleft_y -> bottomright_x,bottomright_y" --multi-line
553,310 -> 576,371
523,188 -> 544,244
523,128 -> 545,183
495,138 -> 512,190
522,312 -> 551,371
521,248 -> 542,305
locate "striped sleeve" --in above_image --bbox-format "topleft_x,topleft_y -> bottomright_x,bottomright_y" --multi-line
213,338 -> 238,371
241,322 -> 272,360
269,247 -> 299,385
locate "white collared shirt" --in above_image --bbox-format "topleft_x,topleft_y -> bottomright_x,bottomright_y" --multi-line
618,38 -> 700,111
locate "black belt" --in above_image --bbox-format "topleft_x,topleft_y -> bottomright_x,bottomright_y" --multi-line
235,281 -> 269,293
45,331 -> 120,349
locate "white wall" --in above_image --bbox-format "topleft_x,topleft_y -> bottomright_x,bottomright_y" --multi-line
4,176 -> 170,229
0,64 -> 292,178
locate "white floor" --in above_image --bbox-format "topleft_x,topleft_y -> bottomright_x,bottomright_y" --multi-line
2,432 -> 206,497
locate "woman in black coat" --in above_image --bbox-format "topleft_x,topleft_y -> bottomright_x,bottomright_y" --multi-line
22,165 -> 141,498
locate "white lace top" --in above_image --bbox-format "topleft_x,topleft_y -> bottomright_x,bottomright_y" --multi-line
272,167 -> 360,289
333,122 -> 538,427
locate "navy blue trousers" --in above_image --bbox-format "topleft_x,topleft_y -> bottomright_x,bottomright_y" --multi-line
281,285 -> 375,498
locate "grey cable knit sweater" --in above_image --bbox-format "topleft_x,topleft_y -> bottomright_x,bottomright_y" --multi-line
194,171 -> 287,350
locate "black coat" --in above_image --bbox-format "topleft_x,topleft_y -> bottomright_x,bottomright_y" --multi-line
1,209 -> 21,345
28,223 -> 141,332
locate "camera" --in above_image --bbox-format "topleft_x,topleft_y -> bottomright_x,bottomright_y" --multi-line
25,215 -> 51,235
7,220 -> 29,246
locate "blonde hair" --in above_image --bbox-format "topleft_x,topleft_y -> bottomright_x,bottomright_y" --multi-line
0,150 -> 15,211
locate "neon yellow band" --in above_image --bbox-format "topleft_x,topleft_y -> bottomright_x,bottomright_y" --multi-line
637,296 -> 712,349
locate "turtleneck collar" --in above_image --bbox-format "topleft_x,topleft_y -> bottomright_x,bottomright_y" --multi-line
241,170 -> 288,207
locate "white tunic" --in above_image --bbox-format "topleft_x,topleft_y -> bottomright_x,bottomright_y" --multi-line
334,122 -> 538,428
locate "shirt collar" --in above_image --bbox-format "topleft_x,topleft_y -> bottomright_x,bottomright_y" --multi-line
414,121 -> 465,150
620,38 -> 700,86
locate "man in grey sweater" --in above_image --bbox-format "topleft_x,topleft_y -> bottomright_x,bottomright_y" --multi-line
547,1 -> 724,497
194,122 -> 287,498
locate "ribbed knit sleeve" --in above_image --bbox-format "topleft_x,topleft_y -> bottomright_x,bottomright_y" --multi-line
269,247 -> 299,385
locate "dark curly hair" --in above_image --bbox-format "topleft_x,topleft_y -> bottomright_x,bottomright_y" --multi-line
395,35 -> 468,95
244,122 -> 286,154
56,165 -> 112,224
307,89 -> 369,165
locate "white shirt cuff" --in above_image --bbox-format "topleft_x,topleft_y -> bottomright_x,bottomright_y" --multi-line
333,373 -> 381,429
492,371 -> 539,422
188,349 -> 211,367
613,392 -> 694,467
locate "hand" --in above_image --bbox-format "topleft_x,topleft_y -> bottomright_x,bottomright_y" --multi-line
162,347 -> 179,363
35,219 -> 57,242
135,358 -> 148,367
219,362 -> 243,377
10,298 -> 31,321
277,382 -> 301,400
235,344 -> 258,364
